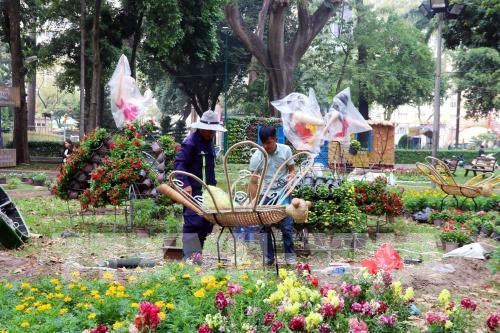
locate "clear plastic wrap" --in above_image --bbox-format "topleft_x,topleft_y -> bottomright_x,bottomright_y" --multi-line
323,87 -> 372,142
271,88 -> 325,153
107,55 -> 154,128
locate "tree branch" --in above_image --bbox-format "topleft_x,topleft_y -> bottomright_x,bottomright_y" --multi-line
224,3 -> 269,69
248,0 -> 272,83
268,2 -> 287,85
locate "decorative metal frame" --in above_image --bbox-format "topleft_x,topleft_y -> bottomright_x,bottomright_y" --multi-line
165,141 -> 315,271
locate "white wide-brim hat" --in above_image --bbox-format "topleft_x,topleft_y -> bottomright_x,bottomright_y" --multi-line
191,110 -> 227,132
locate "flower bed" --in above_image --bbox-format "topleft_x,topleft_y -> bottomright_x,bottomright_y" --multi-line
352,177 -> 404,217
0,263 -> 497,332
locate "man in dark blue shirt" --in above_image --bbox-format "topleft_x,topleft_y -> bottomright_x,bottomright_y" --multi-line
173,110 -> 226,259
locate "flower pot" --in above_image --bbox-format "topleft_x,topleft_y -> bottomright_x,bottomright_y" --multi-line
349,146 -> 358,155
314,177 -> 326,186
303,176 -> 314,186
151,141 -> 162,154
433,219 -> 444,227
163,246 -> 184,260
479,227 -> 492,237
156,152 -> 166,163
21,177 -> 33,184
444,241 -> 459,252
163,236 -> 178,248
0,177 -> 6,185
157,173 -> 165,182
491,231 -> 500,241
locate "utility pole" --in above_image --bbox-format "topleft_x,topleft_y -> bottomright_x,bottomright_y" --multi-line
431,13 -> 443,160
79,0 -> 85,140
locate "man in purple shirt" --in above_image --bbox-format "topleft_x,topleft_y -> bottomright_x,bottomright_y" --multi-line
173,110 -> 226,259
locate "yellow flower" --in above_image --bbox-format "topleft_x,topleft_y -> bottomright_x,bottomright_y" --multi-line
239,273 -> 249,280
438,289 -> 451,307
103,272 -> 115,280
15,304 -> 26,311
4,282 -> 13,289
54,293 -> 64,299
64,296 -> 72,302
131,302 -> 139,308
37,303 -> 52,312
194,267 -> 202,273
284,302 -> 300,316
71,271 -> 80,279
20,282 -> 31,289
246,289 -> 252,295
445,321 -> 453,329
392,281 -> 402,298
88,312 -> 96,319
50,278 -> 59,284
169,276 -> 177,282
143,289 -> 154,297
158,311 -> 166,319
404,287 -> 414,301
55,285 -> 62,291
20,322 -> 29,328
166,303 -> 175,311
24,307 -> 32,314
30,288 -> 38,292
305,312 -> 323,331
128,275 -> 138,282
278,269 -> 288,279
182,274 -> 191,279
113,321 -> 124,330
194,288 -> 206,298
80,286 -> 87,291
68,283 -> 75,289
155,301 -> 165,308
59,308 -> 68,315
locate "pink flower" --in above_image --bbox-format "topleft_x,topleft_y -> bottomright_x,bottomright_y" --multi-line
90,325 -> 108,333
320,282 -> 334,297
245,306 -> 259,316
374,301 -> 388,314
296,263 -> 311,275
271,320 -> 284,332
318,323 -> 331,333
486,311 -> 500,331
288,315 -> 306,332
460,297 -> 477,311
198,324 -> 211,333
379,314 -> 397,326
352,285 -> 362,297
214,291 -> 230,311
320,303 -> 339,319
341,283 -> 362,298
381,271 -> 393,287
227,282 -> 243,296
425,311 -> 448,325
135,301 -> 162,330
264,312 -> 276,325
348,318 -> 369,333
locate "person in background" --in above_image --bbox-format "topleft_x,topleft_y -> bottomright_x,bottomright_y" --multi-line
248,126 -> 297,266
173,110 -> 226,260
62,139 -> 74,163
478,145 -> 485,157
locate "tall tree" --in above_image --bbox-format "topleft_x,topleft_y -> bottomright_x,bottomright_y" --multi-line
3,0 -> 29,163
225,0 -> 342,114
89,0 -> 102,129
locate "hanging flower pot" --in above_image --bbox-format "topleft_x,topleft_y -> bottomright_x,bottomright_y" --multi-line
303,176 -> 314,186
156,152 -> 166,163
157,162 -> 165,172
157,173 -> 165,182
151,141 -> 162,154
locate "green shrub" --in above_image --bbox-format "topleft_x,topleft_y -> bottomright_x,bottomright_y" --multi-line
395,149 -> 499,164
6,141 -> 64,157
6,178 -> 21,189
32,173 -> 47,182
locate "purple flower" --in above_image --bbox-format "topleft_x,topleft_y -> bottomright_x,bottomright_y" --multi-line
318,323 -> 331,333
379,313 -> 397,326
382,271 -> 393,287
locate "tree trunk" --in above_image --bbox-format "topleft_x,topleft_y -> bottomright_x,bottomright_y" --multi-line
455,90 -> 461,147
248,0 -> 272,84
89,0 -> 102,130
225,0 -> 341,116
79,0 -> 86,139
27,30 -> 36,131
130,12 -> 143,78
6,0 -> 29,164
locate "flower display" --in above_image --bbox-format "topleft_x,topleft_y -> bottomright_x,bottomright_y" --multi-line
353,177 -> 404,216
134,301 -> 162,331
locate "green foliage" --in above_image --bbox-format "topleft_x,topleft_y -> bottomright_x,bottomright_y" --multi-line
5,141 -> 64,157
488,246 -> 500,274
158,135 -> 179,175
6,178 -> 21,190
453,47 -> 499,120
394,149 -> 500,164
225,117 -> 282,163
32,173 -> 47,182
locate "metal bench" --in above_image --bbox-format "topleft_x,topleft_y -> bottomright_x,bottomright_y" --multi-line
464,156 -> 497,177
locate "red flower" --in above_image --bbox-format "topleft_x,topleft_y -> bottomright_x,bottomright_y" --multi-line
90,324 -> 108,333
226,282 -> 243,296
460,297 -> 477,311
320,303 -> 339,319
214,291 -> 229,311
198,324 -> 211,333
296,263 -> 311,275
135,301 -> 162,331
288,315 -> 305,331
318,324 -> 331,333
264,312 -> 276,325
309,275 -> 319,287
486,311 -> 499,331
271,320 -> 284,332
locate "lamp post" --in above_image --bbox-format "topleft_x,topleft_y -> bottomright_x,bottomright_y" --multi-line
222,27 -> 229,152
419,0 -> 465,159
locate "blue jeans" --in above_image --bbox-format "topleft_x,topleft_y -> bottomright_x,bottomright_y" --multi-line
259,196 -> 295,262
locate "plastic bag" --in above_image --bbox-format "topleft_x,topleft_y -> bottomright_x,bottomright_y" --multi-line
107,55 -> 154,128
443,243 -> 486,259
271,88 -> 325,153
323,87 -> 371,142
360,243 -> 404,274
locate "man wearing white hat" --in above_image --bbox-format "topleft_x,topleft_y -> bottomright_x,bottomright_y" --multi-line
173,110 -> 227,259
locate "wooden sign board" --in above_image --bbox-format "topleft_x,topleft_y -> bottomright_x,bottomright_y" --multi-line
0,87 -> 21,108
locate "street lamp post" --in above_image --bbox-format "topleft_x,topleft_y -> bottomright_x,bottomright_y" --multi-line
222,27 -> 229,153
419,0 -> 465,159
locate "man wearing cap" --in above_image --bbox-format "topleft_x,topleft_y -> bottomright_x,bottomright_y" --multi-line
174,110 -> 227,259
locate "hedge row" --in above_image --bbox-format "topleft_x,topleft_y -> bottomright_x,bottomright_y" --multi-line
226,116 -> 282,163
6,141 -> 64,157
395,149 -> 499,164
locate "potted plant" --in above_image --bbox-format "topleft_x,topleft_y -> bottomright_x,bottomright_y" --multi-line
0,174 -> 6,184
173,203 -> 183,219
32,173 -> 47,186
479,221 -> 494,237
349,139 -> 362,155
21,174 -> 33,184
